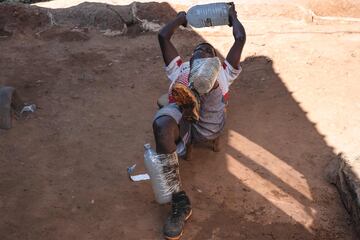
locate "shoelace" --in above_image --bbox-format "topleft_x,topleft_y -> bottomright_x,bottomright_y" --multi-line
170,199 -> 187,222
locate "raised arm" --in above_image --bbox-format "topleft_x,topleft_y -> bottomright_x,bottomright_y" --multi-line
226,4 -> 246,69
158,12 -> 187,66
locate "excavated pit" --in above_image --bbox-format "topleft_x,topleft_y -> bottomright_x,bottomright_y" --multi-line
1,1 -> 360,239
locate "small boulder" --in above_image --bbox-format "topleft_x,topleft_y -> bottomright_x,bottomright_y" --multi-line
326,154 -> 360,236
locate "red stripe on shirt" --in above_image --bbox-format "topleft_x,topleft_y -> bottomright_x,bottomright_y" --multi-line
223,92 -> 229,101
222,62 -> 227,69
176,59 -> 183,67
168,95 -> 176,103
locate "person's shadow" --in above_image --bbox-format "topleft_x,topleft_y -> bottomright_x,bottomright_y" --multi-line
175,53 -> 356,239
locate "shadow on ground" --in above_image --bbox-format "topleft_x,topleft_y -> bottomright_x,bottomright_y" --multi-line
183,54 -> 353,239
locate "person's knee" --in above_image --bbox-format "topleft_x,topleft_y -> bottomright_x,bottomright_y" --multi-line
153,116 -> 179,153
152,118 -> 162,135
153,117 -> 175,139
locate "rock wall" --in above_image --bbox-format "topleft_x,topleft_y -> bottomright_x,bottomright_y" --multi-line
0,2 -> 176,37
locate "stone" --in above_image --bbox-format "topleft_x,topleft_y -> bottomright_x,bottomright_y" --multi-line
0,86 -> 24,129
326,154 -> 360,236
0,86 -> 15,129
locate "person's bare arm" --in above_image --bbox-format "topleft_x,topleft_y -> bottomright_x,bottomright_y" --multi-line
226,4 -> 246,69
158,12 -> 187,66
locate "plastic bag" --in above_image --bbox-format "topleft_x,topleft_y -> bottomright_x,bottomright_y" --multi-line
189,57 -> 221,94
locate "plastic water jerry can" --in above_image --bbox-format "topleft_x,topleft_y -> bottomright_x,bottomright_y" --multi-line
187,2 -> 231,28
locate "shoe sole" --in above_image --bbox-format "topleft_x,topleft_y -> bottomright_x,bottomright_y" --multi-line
164,209 -> 193,240
171,83 -> 200,121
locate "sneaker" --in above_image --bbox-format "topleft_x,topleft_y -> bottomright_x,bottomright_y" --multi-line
171,83 -> 200,122
163,191 -> 192,240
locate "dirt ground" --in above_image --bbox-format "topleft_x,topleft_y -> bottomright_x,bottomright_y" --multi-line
1,1 -> 360,240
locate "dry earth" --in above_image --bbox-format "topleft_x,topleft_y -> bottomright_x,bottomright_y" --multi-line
1,1 -> 360,240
